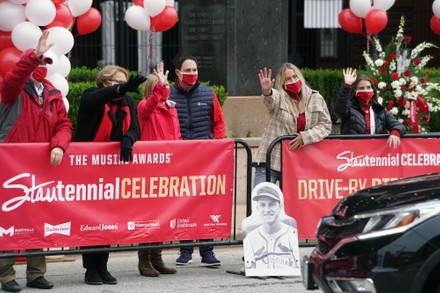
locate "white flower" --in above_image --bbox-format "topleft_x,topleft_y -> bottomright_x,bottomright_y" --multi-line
378,96 -> 383,104
402,108 -> 410,116
390,107 -> 399,115
374,59 -> 384,66
389,62 -> 396,71
391,80 -> 401,88
378,82 -> 386,89
394,89 -> 402,98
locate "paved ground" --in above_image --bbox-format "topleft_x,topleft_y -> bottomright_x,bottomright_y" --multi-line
9,245 -> 316,293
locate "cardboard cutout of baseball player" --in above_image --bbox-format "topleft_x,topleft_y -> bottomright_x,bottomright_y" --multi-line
242,182 -> 301,277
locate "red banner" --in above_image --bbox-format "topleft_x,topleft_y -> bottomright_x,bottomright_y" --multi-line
0,140 -> 235,250
282,137 -> 440,239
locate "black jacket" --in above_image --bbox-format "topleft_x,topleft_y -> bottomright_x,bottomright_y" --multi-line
334,85 -> 406,136
73,86 -> 139,143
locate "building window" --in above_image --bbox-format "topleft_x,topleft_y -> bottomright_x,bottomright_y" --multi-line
320,29 -> 337,59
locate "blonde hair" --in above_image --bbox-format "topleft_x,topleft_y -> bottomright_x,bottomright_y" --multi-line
95,65 -> 128,88
274,63 -> 306,117
143,74 -> 158,98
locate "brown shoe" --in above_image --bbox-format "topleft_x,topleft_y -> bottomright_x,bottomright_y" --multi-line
150,248 -> 177,274
138,250 -> 160,277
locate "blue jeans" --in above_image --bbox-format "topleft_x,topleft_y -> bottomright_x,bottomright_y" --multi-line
180,239 -> 213,256
253,166 -> 281,188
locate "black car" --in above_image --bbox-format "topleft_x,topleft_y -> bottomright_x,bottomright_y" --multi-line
303,172 -> 440,293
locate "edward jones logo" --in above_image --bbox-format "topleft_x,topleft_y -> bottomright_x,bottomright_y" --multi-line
127,220 -> 160,231
44,222 -> 71,237
0,226 -> 34,237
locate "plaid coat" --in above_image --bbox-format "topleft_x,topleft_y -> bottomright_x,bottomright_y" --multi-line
255,86 -> 332,171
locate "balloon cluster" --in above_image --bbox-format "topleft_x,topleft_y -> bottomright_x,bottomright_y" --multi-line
338,0 -> 395,35
125,0 -> 178,32
0,0 -> 102,112
431,0 -> 440,35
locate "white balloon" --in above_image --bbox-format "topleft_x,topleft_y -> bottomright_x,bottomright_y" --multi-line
25,0 -> 56,26
47,27 -> 74,55
144,0 -> 166,16
9,0 -> 29,4
11,21 -> 41,51
47,73 -> 69,97
68,0 -> 92,17
350,0 -> 372,19
0,2 -> 26,31
165,0 -> 175,7
44,50 -> 59,77
62,97 -> 69,113
373,0 -> 395,11
434,0 -> 440,19
125,5 -> 151,31
57,54 -> 71,78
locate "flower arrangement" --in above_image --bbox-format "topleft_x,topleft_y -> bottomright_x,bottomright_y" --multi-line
363,16 -> 440,133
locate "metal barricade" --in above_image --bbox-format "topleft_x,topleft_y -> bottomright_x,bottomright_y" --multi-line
0,139 -> 253,258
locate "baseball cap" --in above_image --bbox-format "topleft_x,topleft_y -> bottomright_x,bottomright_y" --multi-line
42,55 -> 53,64
253,185 -> 281,202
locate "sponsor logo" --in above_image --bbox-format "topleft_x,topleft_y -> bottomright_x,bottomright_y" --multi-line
210,215 -> 221,223
0,226 -> 14,237
0,226 -> 35,237
44,222 -> 71,237
203,214 -> 227,228
127,220 -> 160,231
170,219 -> 176,230
169,218 -> 197,230
80,224 -> 119,232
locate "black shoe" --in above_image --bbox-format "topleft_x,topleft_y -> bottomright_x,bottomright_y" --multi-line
84,270 -> 103,285
26,276 -> 54,289
99,271 -> 117,285
1,280 -> 21,292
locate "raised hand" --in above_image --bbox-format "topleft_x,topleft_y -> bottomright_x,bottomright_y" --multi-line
258,67 -> 275,96
35,30 -> 53,58
153,62 -> 169,86
343,67 -> 357,86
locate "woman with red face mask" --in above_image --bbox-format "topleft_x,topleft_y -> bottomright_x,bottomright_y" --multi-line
254,63 -> 332,187
334,68 -> 406,148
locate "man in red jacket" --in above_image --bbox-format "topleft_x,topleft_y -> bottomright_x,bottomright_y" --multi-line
0,31 -> 72,292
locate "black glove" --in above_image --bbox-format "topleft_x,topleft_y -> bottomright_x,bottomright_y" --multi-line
120,137 -> 133,162
118,75 -> 147,94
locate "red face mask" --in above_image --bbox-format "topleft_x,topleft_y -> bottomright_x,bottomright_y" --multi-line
284,79 -> 302,96
31,66 -> 48,82
356,90 -> 374,104
180,73 -> 198,86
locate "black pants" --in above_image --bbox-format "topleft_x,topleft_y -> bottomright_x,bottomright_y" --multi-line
82,246 -> 109,273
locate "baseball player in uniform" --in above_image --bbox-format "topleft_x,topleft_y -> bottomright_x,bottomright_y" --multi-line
243,183 -> 300,275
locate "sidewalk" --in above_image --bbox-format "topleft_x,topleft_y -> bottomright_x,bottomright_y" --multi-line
10,246 -> 314,293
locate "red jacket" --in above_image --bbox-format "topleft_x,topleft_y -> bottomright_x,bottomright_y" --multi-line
138,83 -> 181,140
0,49 -> 72,151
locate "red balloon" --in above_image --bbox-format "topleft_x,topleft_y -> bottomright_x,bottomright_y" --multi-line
338,8 -> 362,34
132,0 -> 144,7
76,7 -> 102,35
365,9 -> 388,34
46,3 -> 73,29
0,47 -> 22,77
52,0 -> 65,5
0,31 -> 14,52
151,6 -> 178,32
430,15 -> 440,35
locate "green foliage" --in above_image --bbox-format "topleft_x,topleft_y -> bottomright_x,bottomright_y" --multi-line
302,68 -> 345,123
